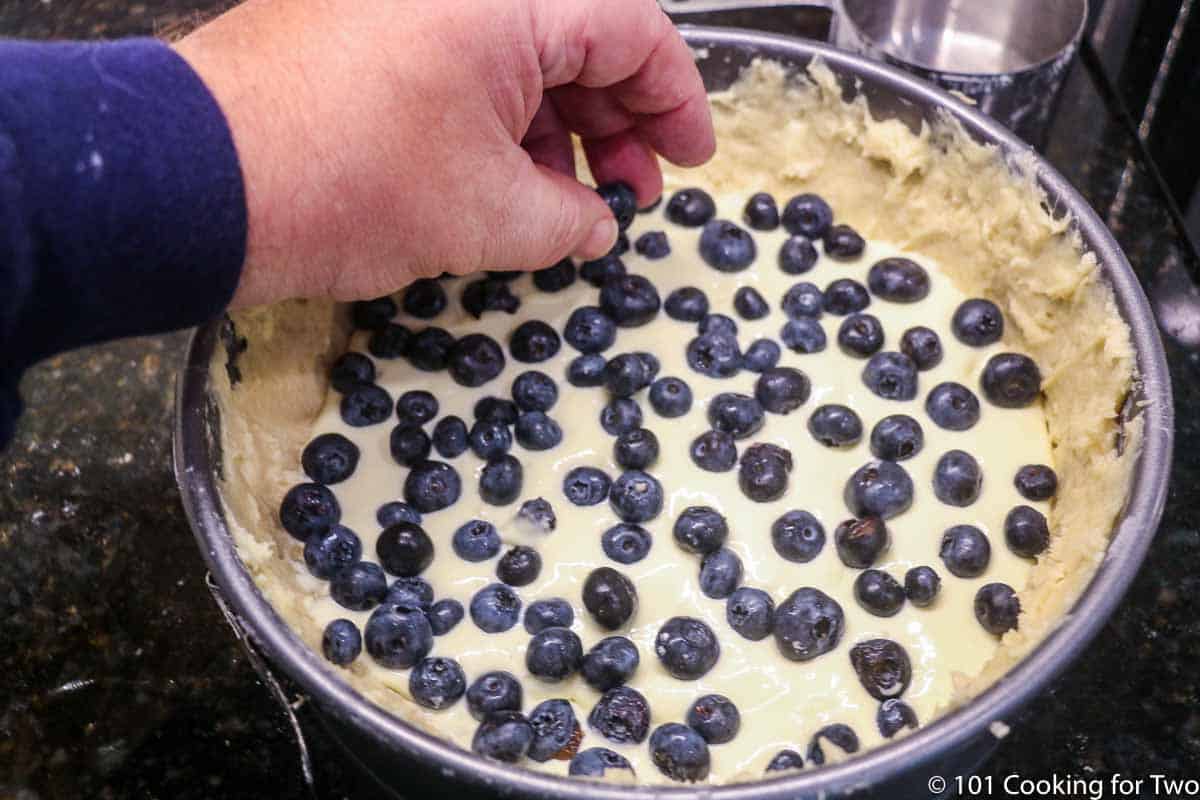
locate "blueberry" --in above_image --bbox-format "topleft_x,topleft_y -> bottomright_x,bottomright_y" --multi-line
1015,464 -> 1058,501
517,497 -> 557,532
782,193 -> 833,238
863,351 -> 919,401
603,353 -> 652,397
368,323 -> 413,360
726,587 -> 775,641
385,576 -> 433,611
742,192 -> 780,230
900,326 -> 943,370
600,274 -> 661,327
514,411 -> 563,450
376,521 -> 434,577
690,430 -> 738,472
609,470 -> 664,525
686,332 -> 743,377
598,181 -> 638,231
496,545 -> 541,587
429,598 -> 465,635
834,516 -> 890,568
581,636 -> 640,691
975,583 -> 1020,635
533,259 -> 576,292
808,404 -> 863,448
664,287 -> 710,322
452,519 -> 501,562
614,428 -> 659,470
845,460 -> 914,519
636,350 -> 663,380
655,617 -> 720,679
466,671 -> 523,721
352,296 -> 396,330
933,449 -> 982,507
699,219 -> 757,271
939,524 -> 991,577
822,224 -> 865,260
780,318 -> 827,353
304,525 -> 362,580
600,397 -> 643,435
824,279 -> 871,315
431,415 -> 469,458
567,354 -> 607,387
952,298 -> 1005,346
806,723 -> 860,765
409,656 -> 466,709
698,313 -> 738,336
925,382 -> 981,431
649,376 -> 693,417
340,383 -> 393,426
524,598 -> 574,635
471,711 -> 534,762
742,338 -> 781,373
766,750 -> 805,772
470,583 -> 523,633
854,569 -> 905,617
870,415 -> 924,461
480,454 -> 523,505
302,433 -> 360,484
699,548 -> 743,599
738,443 -> 793,503
733,286 -> 770,320
867,257 -> 930,302
877,699 -> 919,738
330,352 -> 375,393
650,723 -> 711,782
666,188 -> 716,227
512,371 -> 558,412
461,277 -> 521,319
778,235 -> 819,275
322,618 -> 362,666
589,686 -> 651,744
509,321 -> 560,364
401,279 -> 447,319
705,393 -> 764,440
752,367 -> 810,416
612,232 -> 630,257
389,425 -> 432,466
849,638 -> 912,700
563,466 -> 611,506
526,627 -> 584,682
406,327 -> 456,371
527,699 -> 581,763
781,281 -> 824,318
773,587 -> 844,662
475,396 -> 519,425
601,523 -> 652,565
1005,505 -> 1050,557
570,748 -> 635,779
579,254 -> 626,287
582,566 -> 638,630
904,566 -> 941,607
981,353 -> 1042,408
280,483 -> 340,540
837,313 -> 885,357
686,694 -> 740,744
447,333 -> 506,387
363,601 -> 433,667
376,501 -> 421,528
772,510 -> 825,563
564,306 -> 617,353
635,231 -> 671,259
673,506 -> 728,554
403,460 -> 462,513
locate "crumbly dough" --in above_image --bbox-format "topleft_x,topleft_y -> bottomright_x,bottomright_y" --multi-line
211,59 -> 1138,783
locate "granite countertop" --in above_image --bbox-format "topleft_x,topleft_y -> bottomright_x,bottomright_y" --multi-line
2,3 -> 1199,798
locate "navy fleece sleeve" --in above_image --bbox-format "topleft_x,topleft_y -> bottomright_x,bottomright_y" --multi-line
0,38 -> 247,445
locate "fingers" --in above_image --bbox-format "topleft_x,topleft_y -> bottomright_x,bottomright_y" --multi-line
522,98 -> 576,177
582,131 -> 662,208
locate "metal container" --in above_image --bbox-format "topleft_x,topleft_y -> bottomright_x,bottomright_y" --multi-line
175,29 -> 1173,799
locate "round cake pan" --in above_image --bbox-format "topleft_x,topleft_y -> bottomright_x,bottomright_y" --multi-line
174,28 -> 1174,799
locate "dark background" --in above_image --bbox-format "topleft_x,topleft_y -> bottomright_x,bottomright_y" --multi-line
2,1 -> 1200,798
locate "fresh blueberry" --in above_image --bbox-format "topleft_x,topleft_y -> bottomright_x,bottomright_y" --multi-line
385,576 -> 433,611
939,524 -> 991,577
900,326 -> 943,370
526,627 -> 584,682
397,389 -> 440,426
352,296 -> 396,330
402,279 -> 447,319
707,392 -> 765,439
589,686 -> 651,744
603,353 -> 652,397
429,598 -> 465,635
368,323 -> 413,360
878,699 -> 919,738
781,281 -> 824,318
471,711 -> 534,762
409,656 -> 466,709
322,618 -> 362,666
823,279 -> 871,315
470,583 -> 523,633
867,258 -> 930,302
376,522 -> 434,577
655,617 -> 719,679
467,672 -> 523,720
461,277 -> 521,319
837,313 -> 885,357
302,433 -> 360,484
686,694 -> 740,744
870,415 -> 924,461
480,454 -> 523,505
753,366 -> 811,415
725,587 -> 775,641
808,404 -> 863,448
601,523 -> 652,564
782,193 -> 833,238
1005,505 -> 1050,557
583,566 -> 638,630
834,516 -> 890,568
527,699 -> 581,762
403,460 -> 462,513
743,192 -> 780,230
389,425 -> 432,466
280,483 -> 340,540
340,383 -> 393,427
806,723 -> 860,765
981,353 -> 1042,408
600,274 -> 661,327
636,350 -> 662,381
570,748 -> 635,779
509,322 -> 560,364
524,598 -> 574,635
933,449 -> 983,507
672,506 -> 728,554
614,428 -> 659,470
448,333 -> 506,387
374,505 -> 420,533
664,287 -> 710,322
363,601 -> 433,667
598,181 -> 638,231
636,231 -> 671,259
600,397 -> 643,436
822,224 -> 865,260
517,497 -> 557,533
699,219 -> 757,272
666,188 -> 716,227
563,466 -> 612,506
687,332 -> 743,377
567,354 -> 607,387
512,371 -> 558,412
690,430 -> 738,472
766,750 -> 804,772
579,254 -> 626,288
581,636 -> 640,691
904,566 -> 941,607
563,306 -> 617,354
975,583 -> 1020,635
925,382 -> 981,431
699,548 -> 743,599
431,415 -> 469,458
304,525 -> 362,580
773,587 -> 844,662
474,396 -> 519,425
406,327 -> 455,371
452,519 -> 501,562
497,545 -> 542,587
772,510 -> 825,563
738,443 -> 793,503
532,259 -> 576,293
1015,464 -> 1058,501
330,352 -> 375,393
778,235 -> 818,275
854,569 -> 906,617
742,338 -> 781,373
649,376 -> 693,417
849,638 -> 912,700
845,460 -> 914,519
952,298 -> 1004,346
611,234 -> 630,260
780,318 -> 827,353
733,286 -> 770,320
514,411 -> 563,450
698,313 -> 738,337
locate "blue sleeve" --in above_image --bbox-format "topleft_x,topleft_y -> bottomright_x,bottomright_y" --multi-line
0,38 -> 247,445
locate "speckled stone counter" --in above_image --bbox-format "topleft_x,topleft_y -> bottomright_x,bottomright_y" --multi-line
1,3 -> 1198,798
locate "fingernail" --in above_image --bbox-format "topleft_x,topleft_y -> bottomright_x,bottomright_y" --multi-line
573,218 -> 618,261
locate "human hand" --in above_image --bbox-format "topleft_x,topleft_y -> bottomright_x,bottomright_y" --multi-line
175,0 -> 715,308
